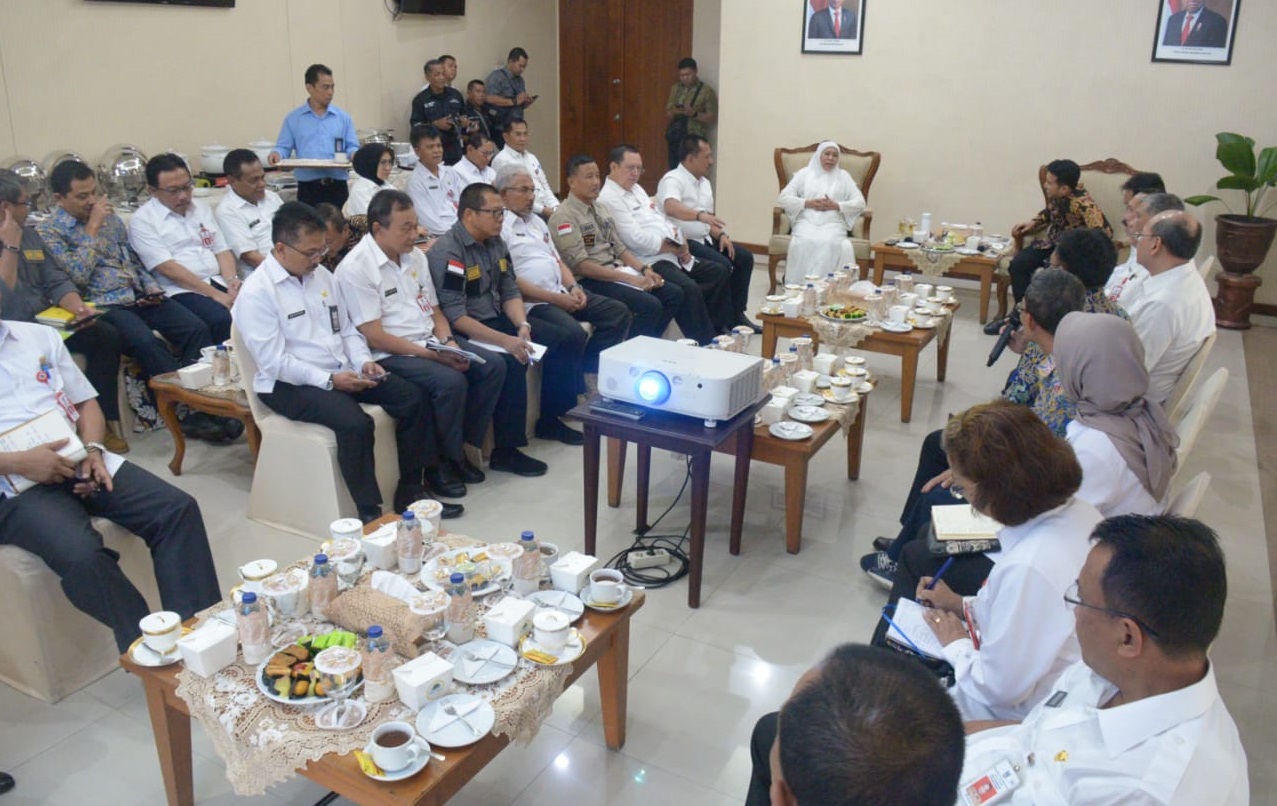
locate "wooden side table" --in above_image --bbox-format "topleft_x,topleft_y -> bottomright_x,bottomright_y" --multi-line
871,242 -> 998,323
148,373 -> 260,475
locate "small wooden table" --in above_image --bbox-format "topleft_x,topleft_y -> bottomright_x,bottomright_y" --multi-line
606,401 -> 867,555
759,306 -> 956,423
871,242 -> 999,323
148,373 -> 260,475
567,397 -> 765,608
120,515 -> 644,806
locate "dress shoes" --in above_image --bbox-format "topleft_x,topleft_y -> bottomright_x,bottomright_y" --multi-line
735,314 -> 764,334
424,466 -> 467,499
180,412 -> 234,444
983,318 -> 1006,336
437,501 -> 465,519
489,447 -> 548,477
872,536 -> 893,553
0,771 -> 14,794
534,419 -> 584,446
452,457 -> 485,484
103,427 -> 130,454
218,417 -> 246,440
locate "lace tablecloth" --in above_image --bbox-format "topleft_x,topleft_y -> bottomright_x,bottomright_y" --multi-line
175,532 -> 571,797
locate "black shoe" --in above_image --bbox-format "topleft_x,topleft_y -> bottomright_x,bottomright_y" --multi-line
217,417 -> 245,440
452,457 -> 486,484
489,447 -> 548,477
0,771 -> 13,794
180,412 -> 233,444
872,536 -> 893,552
393,482 -> 427,513
534,419 -> 584,446
424,466 -> 467,498
439,501 -> 465,519
983,318 -> 1006,336
358,506 -> 383,525
735,314 -> 764,334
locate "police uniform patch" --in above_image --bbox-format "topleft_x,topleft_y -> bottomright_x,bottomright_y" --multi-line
466,265 -> 482,281
583,234 -> 596,248
498,258 -> 509,273
23,249 -> 44,261
556,223 -> 574,235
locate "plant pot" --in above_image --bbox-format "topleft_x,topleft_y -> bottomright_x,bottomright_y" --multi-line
1214,214 -> 1277,275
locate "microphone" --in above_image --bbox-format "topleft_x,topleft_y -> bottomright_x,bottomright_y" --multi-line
987,308 -> 1022,367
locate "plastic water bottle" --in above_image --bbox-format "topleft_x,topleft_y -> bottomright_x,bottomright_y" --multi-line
309,553 -> 338,618
446,572 -> 474,643
397,511 -> 423,574
362,625 -> 392,683
802,283 -> 817,316
237,591 -> 271,665
212,345 -> 230,387
512,530 -> 541,596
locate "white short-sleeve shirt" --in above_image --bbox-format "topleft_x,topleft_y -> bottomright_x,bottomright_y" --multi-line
406,163 -> 463,237
1123,261 -> 1215,405
597,178 -> 683,266
128,197 -> 229,296
214,189 -> 283,277
491,146 -> 558,216
333,233 -> 437,359
502,209 -> 566,307
656,164 -> 713,243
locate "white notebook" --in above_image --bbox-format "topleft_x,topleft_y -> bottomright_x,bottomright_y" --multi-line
931,503 -> 1002,542
885,597 -> 948,660
0,410 -> 87,495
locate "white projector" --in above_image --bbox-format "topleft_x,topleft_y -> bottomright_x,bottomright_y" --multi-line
597,336 -> 764,426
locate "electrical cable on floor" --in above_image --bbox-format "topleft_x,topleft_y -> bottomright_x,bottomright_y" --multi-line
602,456 -> 694,588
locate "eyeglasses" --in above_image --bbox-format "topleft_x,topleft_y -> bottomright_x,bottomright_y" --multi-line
156,182 -> 195,196
281,241 -> 330,263
474,207 -> 505,218
507,185 -> 535,194
479,150 -> 497,159
624,165 -> 645,175
1063,581 -> 1161,638
948,483 -> 966,501
1132,232 -> 1160,243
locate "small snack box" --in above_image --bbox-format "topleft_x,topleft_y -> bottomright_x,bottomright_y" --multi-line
550,551 -> 601,594
759,396 -> 788,426
482,596 -> 536,648
177,362 -> 213,390
176,619 -> 238,678
393,651 -> 454,710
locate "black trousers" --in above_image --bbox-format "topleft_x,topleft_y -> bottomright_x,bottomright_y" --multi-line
467,316 -> 533,450
690,237 -> 754,319
651,259 -> 718,343
528,292 -> 632,373
379,344 -> 505,466
0,462 -> 221,653
102,300 -> 212,379
869,540 -> 995,648
665,248 -> 733,333
579,276 -> 682,341
259,376 -> 428,511
297,178 -> 349,208
172,293 -> 232,344
745,711 -> 779,806
65,319 -> 123,421
1008,246 -> 1054,303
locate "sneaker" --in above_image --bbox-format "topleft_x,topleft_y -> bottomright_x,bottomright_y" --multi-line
489,448 -> 548,477
859,551 -> 897,590
871,536 -> 893,553
534,419 -> 584,446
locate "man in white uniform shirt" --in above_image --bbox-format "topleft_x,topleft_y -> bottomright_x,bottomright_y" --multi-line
1105,192 -> 1183,307
490,120 -> 558,217
657,134 -> 759,332
406,124 -> 464,238
336,188 -> 504,517
598,144 -> 734,334
129,153 -> 239,343
961,515 -> 1248,804
233,202 -> 431,523
1124,210 -> 1215,405
452,133 -> 497,189
215,149 -> 284,278
496,164 -> 630,377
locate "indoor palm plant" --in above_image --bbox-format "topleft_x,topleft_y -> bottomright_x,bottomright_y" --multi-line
1186,132 -> 1277,275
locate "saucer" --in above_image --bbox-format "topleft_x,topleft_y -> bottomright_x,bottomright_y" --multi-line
128,628 -> 191,667
844,356 -> 866,366
879,321 -> 913,333
769,421 -> 814,441
787,405 -> 831,423
416,693 -> 496,748
451,639 -> 519,686
955,247 -> 979,255
526,589 -> 585,622
519,629 -> 587,666
822,390 -> 860,405
793,392 -> 825,407
582,584 -> 634,611
856,381 -> 874,394
898,242 -> 920,250
361,738 -> 431,781
759,306 -> 782,316
910,317 -> 937,329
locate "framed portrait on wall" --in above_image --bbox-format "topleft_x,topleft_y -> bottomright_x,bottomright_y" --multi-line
802,0 -> 865,55
1152,0 -> 1240,65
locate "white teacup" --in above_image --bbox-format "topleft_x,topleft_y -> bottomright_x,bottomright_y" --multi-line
936,285 -> 954,301
914,283 -> 934,300
532,609 -> 572,653
238,559 -> 278,595
139,611 -> 182,654
829,376 -> 855,402
888,305 -> 910,324
898,292 -> 918,308
589,569 -> 626,605
261,569 -> 309,618
368,721 -> 429,773
539,542 -> 559,578
329,517 -> 363,543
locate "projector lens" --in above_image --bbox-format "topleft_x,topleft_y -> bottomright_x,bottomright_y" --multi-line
636,371 -> 671,405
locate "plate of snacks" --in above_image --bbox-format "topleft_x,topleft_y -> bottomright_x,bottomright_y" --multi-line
818,304 -> 869,323
421,547 -> 499,596
257,631 -> 363,704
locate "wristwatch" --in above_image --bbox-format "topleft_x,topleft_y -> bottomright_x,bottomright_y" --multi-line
1,243 -> 19,254
85,442 -> 106,455
324,374 -> 334,391
443,335 -> 458,345
517,321 -> 532,333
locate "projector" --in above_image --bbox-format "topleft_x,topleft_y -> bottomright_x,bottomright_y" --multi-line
597,337 -> 764,426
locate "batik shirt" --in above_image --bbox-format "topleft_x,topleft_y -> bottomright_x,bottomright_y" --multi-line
1025,185 -> 1112,250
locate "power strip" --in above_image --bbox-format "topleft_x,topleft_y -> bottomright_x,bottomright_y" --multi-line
628,548 -> 672,569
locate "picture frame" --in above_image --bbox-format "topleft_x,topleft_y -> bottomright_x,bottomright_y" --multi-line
1152,0 -> 1240,66
801,0 -> 865,55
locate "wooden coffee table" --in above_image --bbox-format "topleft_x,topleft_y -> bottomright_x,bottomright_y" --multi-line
148,373 -> 260,475
759,305 -> 956,423
120,515 -> 644,806
871,242 -> 999,323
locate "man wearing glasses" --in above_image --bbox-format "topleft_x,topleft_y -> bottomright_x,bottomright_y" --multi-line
427,183 -> 553,473
961,515 -> 1247,803
128,153 -> 239,344
233,202 -> 432,523
452,134 -> 498,188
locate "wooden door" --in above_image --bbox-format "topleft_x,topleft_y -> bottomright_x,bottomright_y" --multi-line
559,0 -> 693,194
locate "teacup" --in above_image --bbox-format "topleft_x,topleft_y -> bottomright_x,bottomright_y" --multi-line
238,559 -> 278,595
329,518 -> 363,543
261,569 -> 309,618
783,284 -> 803,299
829,376 -> 855,402
898,292 -> 918,309
539,542 -> 559,580
139,611 -> 182,654
368,721 -> 429,773
914,283 -> 934,300
936,285 -> 954,301
532,609 -> 572,653
888,305 -> 910,324
588,568 -> 626,605
844,366 -> 869,380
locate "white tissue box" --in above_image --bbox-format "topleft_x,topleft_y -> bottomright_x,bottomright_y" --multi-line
760,397 -> 788,425
791,369 -> 819,394
813,352 -> 841,375
362,522 -> 398,570
393,651 -> 454,711
770,385 -> 799,404
176,619 -> 238,678
482,596 -> 536,647
550,551 -> 601,593
177,362 -> 213,390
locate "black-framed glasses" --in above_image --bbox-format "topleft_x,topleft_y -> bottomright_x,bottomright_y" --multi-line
1063,581 -> 1161,638
281,241 -> 330,263
475,207 -> 505,218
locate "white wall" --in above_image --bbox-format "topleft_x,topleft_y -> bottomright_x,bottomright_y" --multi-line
0,0 -> 559,185
710,0 -> 1277,303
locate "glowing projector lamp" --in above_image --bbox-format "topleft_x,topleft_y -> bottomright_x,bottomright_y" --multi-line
597,336 -> 764,426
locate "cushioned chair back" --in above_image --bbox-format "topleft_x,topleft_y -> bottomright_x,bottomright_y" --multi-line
1164,331 -> 1217,424
1036,158 -> 1141,242
1198,254 -> 1216,281
1166,471 -> 1211,518
1172,367 -> 1228,476
230,324 -> 272,424
774,144 -> 881,199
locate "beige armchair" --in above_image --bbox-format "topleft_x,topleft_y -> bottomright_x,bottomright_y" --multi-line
768,144 -> 880,294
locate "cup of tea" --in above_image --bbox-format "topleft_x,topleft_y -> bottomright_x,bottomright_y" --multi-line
589,569 -> 625,605
532,609 -> 572,653
829,376 -> 855,403
914,283 -> 934,300
237,559 -> 278,595
936,285 -> 954,301
888,305 -> 910,324
368,721 -> 429,773
139,611 -> 182,655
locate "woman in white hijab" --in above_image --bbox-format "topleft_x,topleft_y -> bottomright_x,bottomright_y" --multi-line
777,141 -> 866,285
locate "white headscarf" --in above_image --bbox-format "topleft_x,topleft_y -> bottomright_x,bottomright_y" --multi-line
779,141 -> 864,230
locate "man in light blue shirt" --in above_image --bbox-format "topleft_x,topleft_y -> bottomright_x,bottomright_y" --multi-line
268,64 -> 359,208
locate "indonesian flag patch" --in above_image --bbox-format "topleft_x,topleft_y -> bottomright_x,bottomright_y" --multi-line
556,223 -> 574,235
446,260 -> 465,276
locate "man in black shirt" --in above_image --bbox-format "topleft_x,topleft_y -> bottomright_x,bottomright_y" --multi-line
410,59 -> 468,165
461,79 -> 495,143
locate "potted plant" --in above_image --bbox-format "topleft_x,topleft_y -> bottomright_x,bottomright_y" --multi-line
1186,132 -> 1277,275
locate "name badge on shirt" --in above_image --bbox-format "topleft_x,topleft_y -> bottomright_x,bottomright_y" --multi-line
55,389 -> 80,423
417,291 -> 433,315
287,310 -> 306,320
385,286 -> 399,297
465,265 -> 482,282
1044,690 -> 1068,708
583,233 -> 596,248
198,224 -> 215,249
328,305 -> 341,333
23,249 -> 45,261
